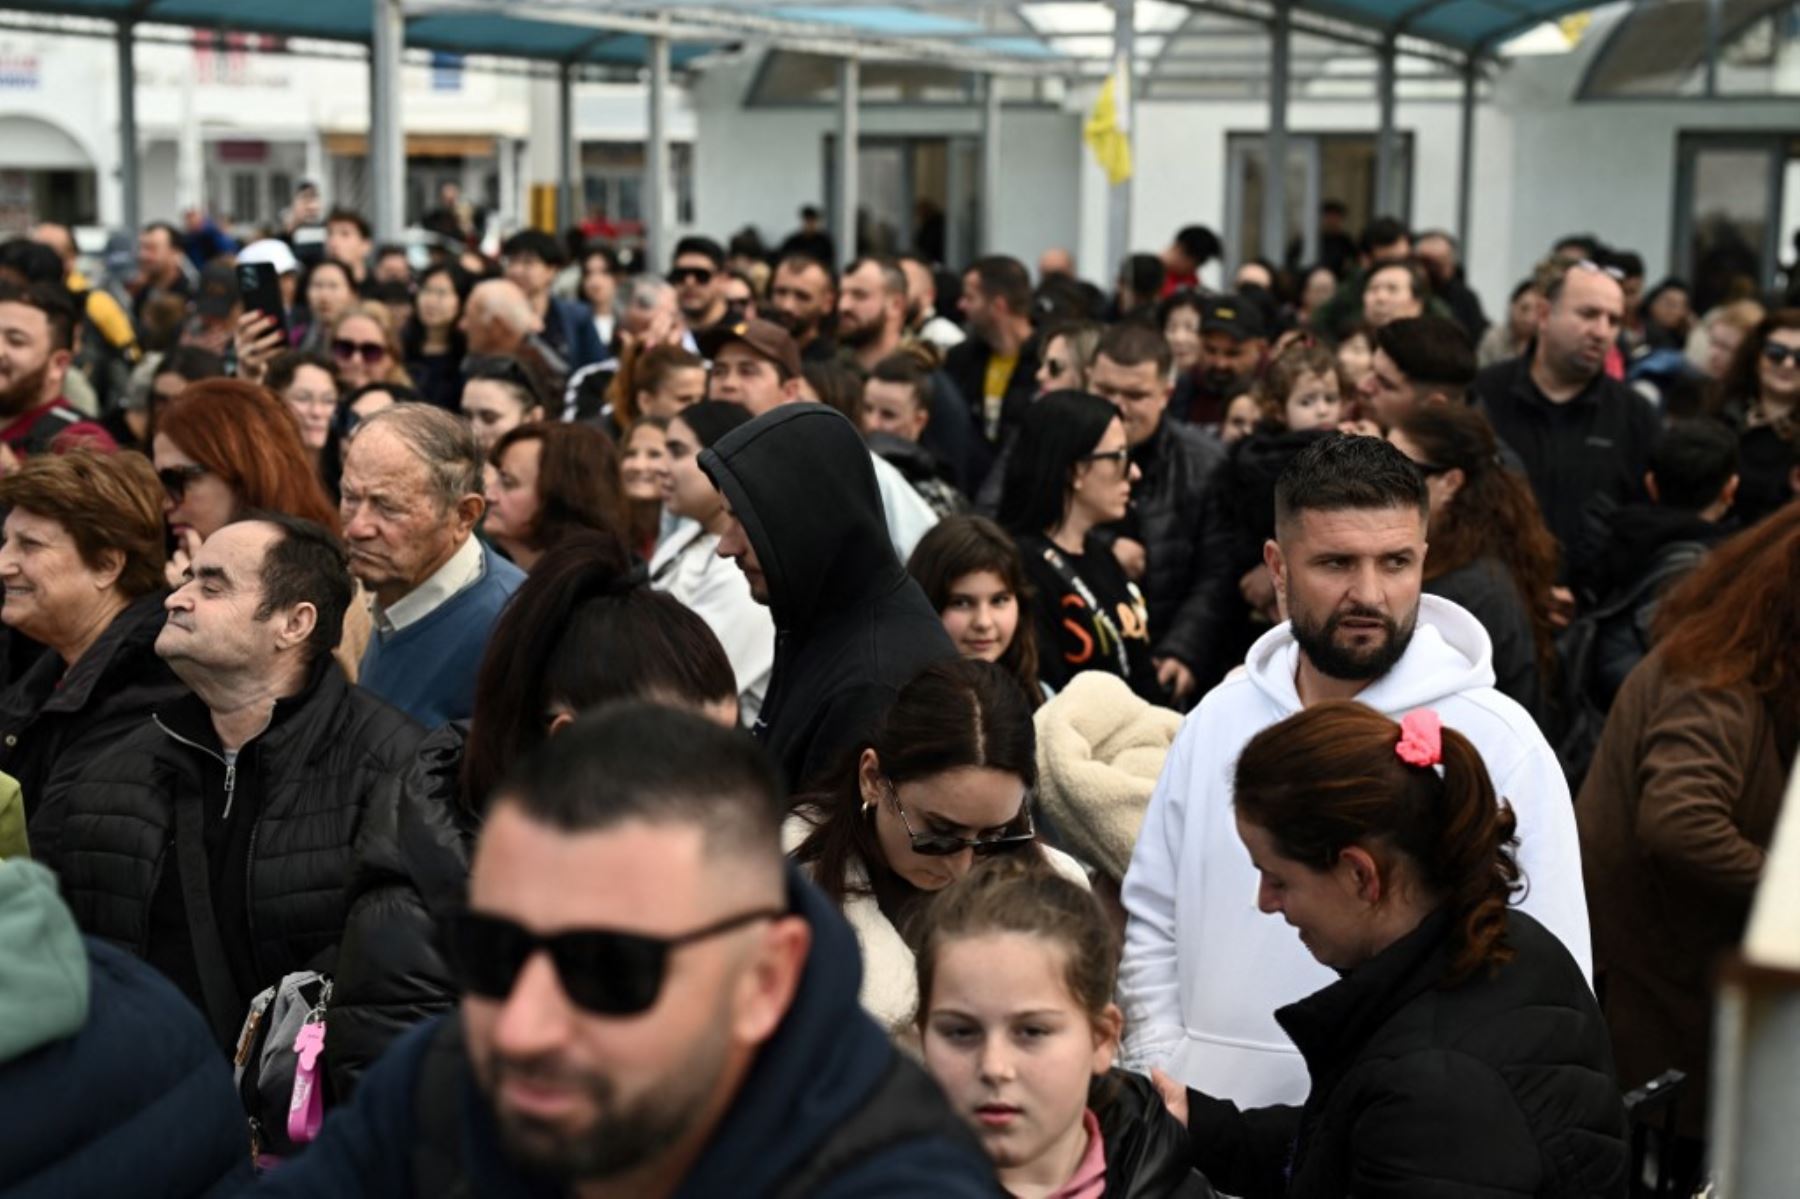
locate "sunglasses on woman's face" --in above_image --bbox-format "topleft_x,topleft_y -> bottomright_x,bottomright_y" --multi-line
1762,343 -> 1800,368
332,338 -> 389,365
1081,447 -> 1132,471
447,906 -> 785,1016
159,463 -> 210,502
886,781 -> 1036,857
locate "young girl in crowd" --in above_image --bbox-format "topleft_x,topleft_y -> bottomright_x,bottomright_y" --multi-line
1389,403 -> 1559,719
917,857 -> 1212,1198
1253,339 -> 1343,432
484,421 -> 630,572
461,357 -> 546,460
998,391 -> 1158,702
1219,393 -> 1260,446
328,533 -> 741,1088
907,514 -> 1045,707
650,400 -> 774,725
401,262 -> 470,412
599,341 -> 707,438
1168,701 -> 1625,1196
620,416 -> 671,560
788,659 -> 1088,1037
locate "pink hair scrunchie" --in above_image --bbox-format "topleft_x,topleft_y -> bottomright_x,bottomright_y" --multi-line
1395,709 -> 1443,769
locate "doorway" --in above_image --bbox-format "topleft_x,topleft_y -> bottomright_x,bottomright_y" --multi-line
823,135 -> 979,267
1224,132 -> 1414,273
1674,131 -> 1800,310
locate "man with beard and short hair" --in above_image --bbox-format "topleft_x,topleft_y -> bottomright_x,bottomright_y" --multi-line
897,254 -> 964,352
254,703 -> 994,1198
1470,259 -> 1661,570
944,255 -> 1038,450
0,281 -> 116,467
1173,294 -> 1267,428
1116,433 -> 1589,1109
767,254 -> 838,361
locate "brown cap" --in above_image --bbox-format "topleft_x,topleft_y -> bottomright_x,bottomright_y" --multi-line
697,318 -> 802,380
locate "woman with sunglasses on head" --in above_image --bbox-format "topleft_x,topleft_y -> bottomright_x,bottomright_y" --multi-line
328,531 -> 742,1091
788,658 -> 1089,1039
1158,701 -> 1625,1197
329,302 -> 413,396
1388,404 -> 1559,721
999,391 -> 1159,702
460,356 -> 546,462
917,856 -> 1214,1198
401,262 -> 471,413
1715,307 -> 1800,526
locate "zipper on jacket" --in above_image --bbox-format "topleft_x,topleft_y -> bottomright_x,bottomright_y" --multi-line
154,712 -> 266,821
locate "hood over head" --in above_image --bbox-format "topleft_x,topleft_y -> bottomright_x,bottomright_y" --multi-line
0,859 -> 90,1062
1242,593 -> 1496,717
701,405 -> 901,632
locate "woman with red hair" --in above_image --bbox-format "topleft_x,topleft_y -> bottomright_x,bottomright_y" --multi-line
150,378 -> 370,672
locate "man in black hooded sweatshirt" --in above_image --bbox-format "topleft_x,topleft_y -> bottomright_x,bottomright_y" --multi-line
701,404 -> 957,791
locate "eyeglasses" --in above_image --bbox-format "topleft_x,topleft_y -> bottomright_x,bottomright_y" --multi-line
668,266 -> 715,286
1761,343 -> 1800,367
1081,447 -> 1132,470
447,906 -> 785,1016
332,338 -> 389,365
159,464 -> 210,502
886,781 -> 1036,857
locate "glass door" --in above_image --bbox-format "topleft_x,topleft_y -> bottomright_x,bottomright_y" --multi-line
1226,132 -> 1413,275
1675,132 -> 1800,310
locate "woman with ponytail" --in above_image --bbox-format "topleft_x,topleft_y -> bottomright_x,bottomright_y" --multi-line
326,532 -> 742,1094
1157,700 -> 1626,1197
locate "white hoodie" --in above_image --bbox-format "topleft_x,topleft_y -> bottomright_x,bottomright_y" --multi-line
1116,595 -> 1591,1108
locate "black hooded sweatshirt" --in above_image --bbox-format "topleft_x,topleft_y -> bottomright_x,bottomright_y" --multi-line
701,405 -> 956,791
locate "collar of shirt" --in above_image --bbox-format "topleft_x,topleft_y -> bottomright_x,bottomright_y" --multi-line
373,534 -> 485,636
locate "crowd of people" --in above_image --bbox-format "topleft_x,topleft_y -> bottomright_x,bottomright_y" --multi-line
1,188 -> 1797,1199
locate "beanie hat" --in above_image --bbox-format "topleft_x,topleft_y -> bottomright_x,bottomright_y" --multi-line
1034,672 -> 1182,884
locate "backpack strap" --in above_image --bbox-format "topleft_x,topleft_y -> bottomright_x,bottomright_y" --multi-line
18,406 -> 82,458
767,1050 -> 990,1199
409,1017 -> 476,1199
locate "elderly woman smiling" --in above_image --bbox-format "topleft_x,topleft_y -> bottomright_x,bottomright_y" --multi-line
0,450 -> 184,839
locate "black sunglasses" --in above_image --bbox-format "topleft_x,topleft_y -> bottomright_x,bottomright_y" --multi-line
1081,447 -> 1132,470
159,463 -> 210,502
332,338 -> 389,365
668,266 -> 715,285
886,781 -> 1036,857
447,906 -> 785,1016
1761,343 -> 1800,367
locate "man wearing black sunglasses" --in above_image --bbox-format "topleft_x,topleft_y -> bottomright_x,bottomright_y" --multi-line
670,235 -> 731,334
258,704 -> 994,1199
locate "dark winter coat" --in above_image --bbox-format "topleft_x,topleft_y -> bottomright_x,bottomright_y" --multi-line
1186,909 -> 1627,1197
252,866 -> 1001,1199
943,332 -> 1040,450
0,591 -> 184,846
328,722 -> 472,1096
0,939 -> 252,1198
1094,1070 -> 1216,1198
45,660 -> 421,1037
1578,651 -> 1796,1138
1471,354 -> 1661,567
701,405 -> 956,791
1425,556 -> 1543,720
1128,417 -> 1226,675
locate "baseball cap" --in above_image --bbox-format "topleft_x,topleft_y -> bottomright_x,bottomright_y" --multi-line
1200,295 -> 1267,342
196,261 -> 239,319
238,238 -> 300,276
697,318 -> 802,379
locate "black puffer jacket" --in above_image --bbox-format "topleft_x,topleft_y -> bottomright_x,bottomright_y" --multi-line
0,591 -> 183,844
1186,909 -> 1627,1198
1130,416 -> 1225,674
1094,1070 -> 1217,1198
702,406 -> 956,791
1425,556 -> 1543,721
48,661 -> 421,1023
328,722 -> 472,1097
1184,428 -> 1334,692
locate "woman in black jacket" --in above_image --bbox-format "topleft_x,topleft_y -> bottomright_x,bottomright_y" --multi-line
999,391 -> 1159,702
327,532 -> 743,1093
1714,307 -> 1799,526
1161,701 -> 1626,1197
917,855 -> 1213,1197
1389,403 -> 1559,721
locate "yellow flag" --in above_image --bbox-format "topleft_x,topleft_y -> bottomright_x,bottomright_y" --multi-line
1085,71 -> 1133,186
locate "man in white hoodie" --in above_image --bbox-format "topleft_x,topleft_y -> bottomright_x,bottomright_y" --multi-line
1118,434 -> 1590,1108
